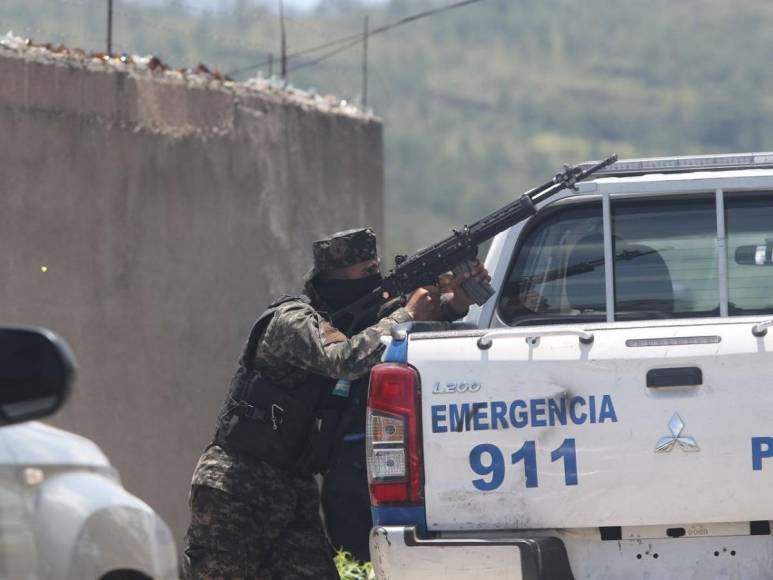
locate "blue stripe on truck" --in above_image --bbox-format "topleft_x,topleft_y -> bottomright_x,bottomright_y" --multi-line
372,506 -> 427,533
383,336 -> 408,363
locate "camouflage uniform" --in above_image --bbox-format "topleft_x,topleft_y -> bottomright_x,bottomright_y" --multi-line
185,447 -> 335,579
184,228 -> 411,579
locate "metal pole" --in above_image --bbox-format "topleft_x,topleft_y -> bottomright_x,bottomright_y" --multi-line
279,0 -> 287,80
107,0 -> 113,55
362,15 -> 369,109
268,53 -> 274,78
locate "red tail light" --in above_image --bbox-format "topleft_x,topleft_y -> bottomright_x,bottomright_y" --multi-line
366,363 -> 423,505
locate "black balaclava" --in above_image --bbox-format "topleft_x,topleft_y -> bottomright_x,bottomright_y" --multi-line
313,273 -> 383,314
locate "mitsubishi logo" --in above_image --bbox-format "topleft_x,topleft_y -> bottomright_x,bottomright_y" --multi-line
655,413 -> 700,453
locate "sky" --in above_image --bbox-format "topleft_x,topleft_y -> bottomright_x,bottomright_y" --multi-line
281,0 -> 324,8
130,0 -> 384,12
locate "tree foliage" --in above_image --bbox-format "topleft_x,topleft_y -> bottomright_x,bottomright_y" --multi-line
2,0 -> 771,257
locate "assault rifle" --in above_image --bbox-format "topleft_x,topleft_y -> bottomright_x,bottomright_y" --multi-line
331,154 -> 618,335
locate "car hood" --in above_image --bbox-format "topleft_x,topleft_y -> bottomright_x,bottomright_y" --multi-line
0,421 -> 111,468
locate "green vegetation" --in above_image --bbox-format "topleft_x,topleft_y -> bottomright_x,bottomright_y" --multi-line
2,0 -> 772,257
334,548 -> 374,579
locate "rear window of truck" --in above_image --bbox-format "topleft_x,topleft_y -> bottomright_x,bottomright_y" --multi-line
498,192 -> 773,325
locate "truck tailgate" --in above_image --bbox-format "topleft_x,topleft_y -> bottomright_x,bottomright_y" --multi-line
414,320 -> 773,531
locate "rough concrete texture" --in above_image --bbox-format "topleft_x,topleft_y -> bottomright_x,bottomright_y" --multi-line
0,49 -> 383,547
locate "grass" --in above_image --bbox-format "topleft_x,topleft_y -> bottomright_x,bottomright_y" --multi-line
334,549 -> 374,580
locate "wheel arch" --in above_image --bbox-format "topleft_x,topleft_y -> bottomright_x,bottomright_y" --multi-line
32,470 -> 176,579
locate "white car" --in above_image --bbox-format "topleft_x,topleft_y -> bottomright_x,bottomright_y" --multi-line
0,327 -> 178,580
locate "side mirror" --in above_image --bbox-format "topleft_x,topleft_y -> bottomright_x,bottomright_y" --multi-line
736,240 -> 773,266
0,327 -> 75,426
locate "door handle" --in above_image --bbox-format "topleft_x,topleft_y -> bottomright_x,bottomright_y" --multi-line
647,367 -> 702,388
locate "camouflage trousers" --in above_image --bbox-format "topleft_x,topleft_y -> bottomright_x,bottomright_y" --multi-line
183,458 -> 339,579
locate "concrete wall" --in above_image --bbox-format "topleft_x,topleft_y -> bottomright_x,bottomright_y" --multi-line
0,49 -> 383,547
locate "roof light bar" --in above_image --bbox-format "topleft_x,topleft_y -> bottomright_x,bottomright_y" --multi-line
578,152 -> 773,178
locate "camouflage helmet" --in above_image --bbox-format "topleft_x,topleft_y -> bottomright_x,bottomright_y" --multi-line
304,227 -> 378,282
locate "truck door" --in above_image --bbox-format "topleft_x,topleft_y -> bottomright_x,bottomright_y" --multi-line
418,189 -> 773,531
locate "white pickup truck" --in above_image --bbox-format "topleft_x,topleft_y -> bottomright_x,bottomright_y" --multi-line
366,152 -> 773,580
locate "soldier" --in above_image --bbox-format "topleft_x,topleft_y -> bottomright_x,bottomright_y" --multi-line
183,227 -> 488,578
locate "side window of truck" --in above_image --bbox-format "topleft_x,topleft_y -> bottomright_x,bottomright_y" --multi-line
499,194 -> 727,326
498,202 -> 605,325
725,192 -> 773,315
611,195 -> 719,319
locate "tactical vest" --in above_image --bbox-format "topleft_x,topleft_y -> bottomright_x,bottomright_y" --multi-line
213,295 -> 354,476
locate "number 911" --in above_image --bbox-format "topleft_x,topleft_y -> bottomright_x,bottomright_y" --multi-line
469,439 -> 578,491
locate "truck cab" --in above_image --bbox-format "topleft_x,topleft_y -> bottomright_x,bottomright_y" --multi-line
367,152 -> 773,579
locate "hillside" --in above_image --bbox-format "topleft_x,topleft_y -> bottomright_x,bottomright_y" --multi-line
2,0 -> 772,258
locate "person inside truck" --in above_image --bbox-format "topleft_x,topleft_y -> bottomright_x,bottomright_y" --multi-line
499,230 -> 675,325
500,281 -> 546,320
